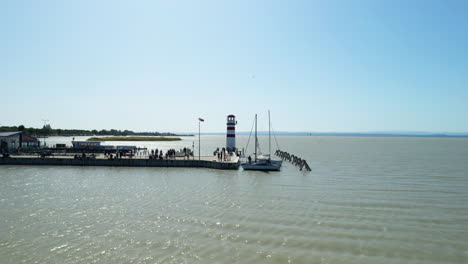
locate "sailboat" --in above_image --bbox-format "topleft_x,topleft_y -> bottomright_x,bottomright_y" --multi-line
241,111 -> 282,171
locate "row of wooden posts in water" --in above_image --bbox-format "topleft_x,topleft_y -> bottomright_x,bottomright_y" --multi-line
275,150 -> 311,171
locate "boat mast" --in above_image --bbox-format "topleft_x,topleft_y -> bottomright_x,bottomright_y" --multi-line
268,110 -> 271,157
255,114 -> 257,162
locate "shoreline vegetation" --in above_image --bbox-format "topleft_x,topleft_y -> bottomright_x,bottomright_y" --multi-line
0,125 -> 192,137
87,137 -> 182,142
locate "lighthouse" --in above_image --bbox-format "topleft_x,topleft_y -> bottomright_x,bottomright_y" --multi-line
226,115 -> 237,152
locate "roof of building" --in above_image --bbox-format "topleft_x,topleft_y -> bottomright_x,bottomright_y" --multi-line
22,134 -> 39,142
228,114 -> 235,117
0,131 -> 22,137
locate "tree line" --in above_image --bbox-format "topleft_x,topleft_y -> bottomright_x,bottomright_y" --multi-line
0,125 -> 179,137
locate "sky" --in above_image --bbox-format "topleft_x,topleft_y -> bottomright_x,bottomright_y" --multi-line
2,0 -> 468,133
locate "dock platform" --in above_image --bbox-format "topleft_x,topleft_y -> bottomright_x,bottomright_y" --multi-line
0,155 -> 241,170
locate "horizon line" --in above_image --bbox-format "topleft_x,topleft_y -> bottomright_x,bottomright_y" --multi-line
185,131 -> 468,135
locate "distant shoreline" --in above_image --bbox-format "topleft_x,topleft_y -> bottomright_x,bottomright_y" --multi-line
197,132 -> 468,138
0,125 -> 193,138
87,137 -> 182,142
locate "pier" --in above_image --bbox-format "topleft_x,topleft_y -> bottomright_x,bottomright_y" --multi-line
0,155 -> 240,170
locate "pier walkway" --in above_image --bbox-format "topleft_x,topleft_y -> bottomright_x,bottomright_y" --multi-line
0,154 -> 240,170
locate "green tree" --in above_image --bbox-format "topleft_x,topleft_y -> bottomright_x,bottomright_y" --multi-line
42,124 -> 51,136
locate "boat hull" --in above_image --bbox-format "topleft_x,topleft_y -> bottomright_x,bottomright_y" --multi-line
257,155 -> 283,166
258,158 -> 283,166
241,163 -> 281,171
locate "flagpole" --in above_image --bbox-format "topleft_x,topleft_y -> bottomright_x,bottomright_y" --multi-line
198,117 -> 204,160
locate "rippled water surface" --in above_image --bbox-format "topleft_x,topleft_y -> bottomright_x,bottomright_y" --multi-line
1,136 -> 467,263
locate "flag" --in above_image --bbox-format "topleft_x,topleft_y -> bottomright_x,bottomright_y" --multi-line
198,118 -> 205,122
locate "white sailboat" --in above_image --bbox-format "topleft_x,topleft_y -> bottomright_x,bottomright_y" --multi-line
241,111 -> 282,171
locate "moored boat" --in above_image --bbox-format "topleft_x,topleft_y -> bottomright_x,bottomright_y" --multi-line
241,111 -> 282,171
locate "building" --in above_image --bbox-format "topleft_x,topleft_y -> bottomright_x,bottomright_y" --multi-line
72,141 -> 102,149
226,115 -> 237,152
0,132 -> 21,152
21,134 -> 41,148
0,131 -> 40,152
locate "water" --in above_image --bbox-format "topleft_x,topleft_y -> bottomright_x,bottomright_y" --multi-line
1,136 -> 467,263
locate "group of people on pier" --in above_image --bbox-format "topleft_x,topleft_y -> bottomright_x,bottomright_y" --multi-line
148,148 -> 192,160
148,148 -> 175,160
74,152 -> 96,160
214,147 -> 239,162
71,147 -> 195,161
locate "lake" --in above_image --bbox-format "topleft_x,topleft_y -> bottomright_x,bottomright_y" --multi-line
1,135 -> 467,263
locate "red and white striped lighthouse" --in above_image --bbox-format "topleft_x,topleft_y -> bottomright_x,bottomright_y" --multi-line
226,114 -> 236,151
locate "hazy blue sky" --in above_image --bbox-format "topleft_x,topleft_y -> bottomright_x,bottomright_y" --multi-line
2,0 -> 468,133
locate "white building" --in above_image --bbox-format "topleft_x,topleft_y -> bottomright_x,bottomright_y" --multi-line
0,131 -> 40,152
0,131 -> 21,152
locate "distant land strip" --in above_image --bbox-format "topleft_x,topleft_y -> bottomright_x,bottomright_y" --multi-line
200,132 -> 468,137
87,137 -> 182,142
0,125 -> 188,137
